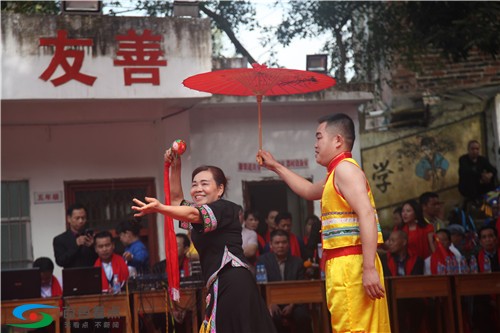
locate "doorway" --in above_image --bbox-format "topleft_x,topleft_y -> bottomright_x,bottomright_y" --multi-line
242,179 -> 313,237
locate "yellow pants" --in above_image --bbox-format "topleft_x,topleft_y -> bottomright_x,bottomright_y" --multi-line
325,253 -> 391,332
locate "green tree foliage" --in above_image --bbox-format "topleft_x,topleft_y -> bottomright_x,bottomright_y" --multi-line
273,1 -> 500,84
1,1 -> 60,14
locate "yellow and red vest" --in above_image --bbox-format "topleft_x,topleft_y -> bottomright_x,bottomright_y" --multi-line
321,152 -> 384,250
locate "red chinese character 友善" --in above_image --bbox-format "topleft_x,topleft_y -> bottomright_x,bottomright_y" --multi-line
39,30 -> 97,87
114,29 -> 167,86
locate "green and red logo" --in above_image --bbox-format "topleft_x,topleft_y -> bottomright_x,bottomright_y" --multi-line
8,304 -> 57,328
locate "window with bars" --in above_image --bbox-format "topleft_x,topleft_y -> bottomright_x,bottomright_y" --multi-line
64,178 -> 159,265
1,180 -> 33,269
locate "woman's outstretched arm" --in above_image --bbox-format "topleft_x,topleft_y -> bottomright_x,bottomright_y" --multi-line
132,197 -> 201,223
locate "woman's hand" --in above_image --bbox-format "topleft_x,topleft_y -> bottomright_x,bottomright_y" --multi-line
164,148 -> 175,163
132,197 -> 162,217
165,148 -> 182,169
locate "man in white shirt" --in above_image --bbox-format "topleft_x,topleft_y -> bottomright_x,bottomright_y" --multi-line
447,224 -> 466,271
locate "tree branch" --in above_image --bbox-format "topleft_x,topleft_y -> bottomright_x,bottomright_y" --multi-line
199,4 -> 257,65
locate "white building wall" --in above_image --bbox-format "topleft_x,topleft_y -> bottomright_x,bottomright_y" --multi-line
1,14 -> 212,100
2,120 -> 163,277
2,13 -> 372,278
185,101 -> 361,214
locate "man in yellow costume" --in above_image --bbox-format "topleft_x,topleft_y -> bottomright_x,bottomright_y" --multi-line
257,113 -> 391,332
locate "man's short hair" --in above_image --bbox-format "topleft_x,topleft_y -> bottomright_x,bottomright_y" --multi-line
318,113 -> 355,150
116,220 -> 141,236
176,233 -> 191,249
270,229 -> 289,241
467,140 -> 480,149
419,192 -> 439,206
479,225 -> 498,239
66,203 -> 87,217
274,212 -> 292,226
33,257 -> 54,273
94,230 -> 112,242
436,228 -> 451,241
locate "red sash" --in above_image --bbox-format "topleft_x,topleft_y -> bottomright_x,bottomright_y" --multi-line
163,161 -> 180,301
477,248 -> 500,272
51,276 -> 62,297
95,254 -> 129,291
181,256 -> 190,276
289,232 -> 302,258
386,252 -> 418,276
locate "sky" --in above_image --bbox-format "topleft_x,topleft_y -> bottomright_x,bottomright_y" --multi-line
105,0 -> 330,71
218,1 -> 330,70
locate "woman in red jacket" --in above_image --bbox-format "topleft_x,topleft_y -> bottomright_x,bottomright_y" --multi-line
399,199 -> 435,260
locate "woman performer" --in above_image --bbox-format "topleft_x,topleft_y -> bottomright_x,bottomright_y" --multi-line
132,150 -> 276,333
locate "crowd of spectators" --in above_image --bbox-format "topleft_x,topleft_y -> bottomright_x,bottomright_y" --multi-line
20,139 -> 499,333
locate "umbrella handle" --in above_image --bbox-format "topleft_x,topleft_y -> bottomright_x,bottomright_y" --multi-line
257,95 -> 263,151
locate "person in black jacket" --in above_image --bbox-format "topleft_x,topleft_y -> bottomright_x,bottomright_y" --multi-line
53,203 -> 97,268
459,140 -> 497,209
257,230 -> 313,333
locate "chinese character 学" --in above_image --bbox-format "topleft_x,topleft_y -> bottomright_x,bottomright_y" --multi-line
39,30 -> 97,87
114,29 -> 167,86
372,160 -> 394,193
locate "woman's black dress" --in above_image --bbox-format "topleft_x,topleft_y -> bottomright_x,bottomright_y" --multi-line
180,199 -> 276,333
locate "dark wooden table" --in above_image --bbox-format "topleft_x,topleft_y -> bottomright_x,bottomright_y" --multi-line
453,272 -> 500,333
386,275 -> 455,333
63,293 -> 131,333
261,279 -> 330,333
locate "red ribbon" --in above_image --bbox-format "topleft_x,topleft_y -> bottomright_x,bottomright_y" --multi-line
163,161 -> 180,301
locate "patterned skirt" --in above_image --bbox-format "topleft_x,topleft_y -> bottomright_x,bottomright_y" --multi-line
200,266 -> 276,333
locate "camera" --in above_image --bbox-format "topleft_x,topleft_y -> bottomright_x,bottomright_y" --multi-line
84,228 -> 94,236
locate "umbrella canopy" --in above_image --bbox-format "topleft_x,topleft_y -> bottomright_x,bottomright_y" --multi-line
183,63 -> 336,149
183,63 -> 336,97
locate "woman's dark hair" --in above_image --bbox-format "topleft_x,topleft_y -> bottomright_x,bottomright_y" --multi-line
393,206 -> 402,215
191,165 -> 228,197
304,215 -> 321,233
116,220 -> 141,236
244,210 -> 260,221
399,199 -> 427,228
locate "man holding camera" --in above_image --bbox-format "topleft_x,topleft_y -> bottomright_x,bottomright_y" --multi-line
53,203 -> 98,268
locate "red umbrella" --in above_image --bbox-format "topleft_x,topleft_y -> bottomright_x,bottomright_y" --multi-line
183,63 -> 336,149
